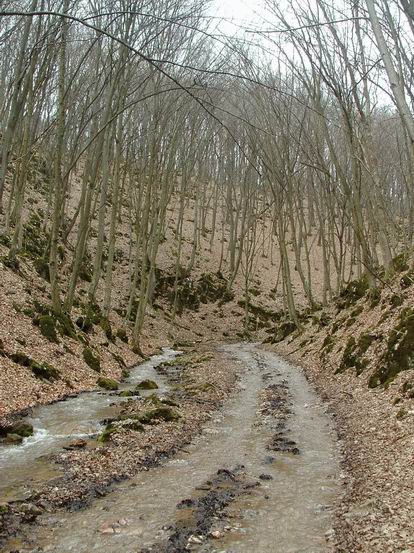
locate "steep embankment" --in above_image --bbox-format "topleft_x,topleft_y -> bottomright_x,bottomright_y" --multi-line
268,259 -> 414,552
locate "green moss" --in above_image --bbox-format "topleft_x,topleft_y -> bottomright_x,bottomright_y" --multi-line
369,307 -> 414,388
75,316 -> 93,333
400,272 -> 414,289
2,255 -> 20,271
0,503 -> 9,514
31,361 -> 60,380
100,317 -> 114,341
10,351 -> 32,367
390,294 -> 403,308
111,352 -> 126,368
38,315 -> 59,343
122,419 -> 145,432
351,305 -> 364,317
138,406 -> 180,424
97,377 -> 118,390
98,424 -> 116,443
390,252 -> 409,274
22,213 -> 48,259
9,421 -> 33,437
116,328 -> 128,343
337,332 -> 373,376
118,390 -> 138,397
345,316 -> 356,328
33,257 -> 50,281
396,408 -> 407,420
368,287 -> 381,307
337,275 -> 370,308
0,234 -> 11,248
83,347 -> 101,372
135,379 -> 159,390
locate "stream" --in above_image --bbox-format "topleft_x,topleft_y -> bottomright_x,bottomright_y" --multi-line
1,343 -> 340,552
0,348 -> 180,503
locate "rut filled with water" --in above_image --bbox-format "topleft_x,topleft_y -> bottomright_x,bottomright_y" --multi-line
4,343 -> 340,553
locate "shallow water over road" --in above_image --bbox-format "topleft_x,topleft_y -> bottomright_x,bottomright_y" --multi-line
0,348 -> 179,502
15,343 -> 339,553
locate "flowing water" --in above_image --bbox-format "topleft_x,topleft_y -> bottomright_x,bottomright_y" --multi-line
0,348 -> 180,503
4,343 -> 340,553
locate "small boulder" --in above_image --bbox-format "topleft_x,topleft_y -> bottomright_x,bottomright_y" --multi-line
63,439 -> 87,450
97,377 -> 119,391
10,421 -> 33,437
135,379 -> 158,390
4,433 -> 23,444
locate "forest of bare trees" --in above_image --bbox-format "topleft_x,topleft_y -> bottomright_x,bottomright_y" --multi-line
1,0 -> 414,342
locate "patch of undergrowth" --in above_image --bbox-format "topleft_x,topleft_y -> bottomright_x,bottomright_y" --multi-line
369,307 -> 414,388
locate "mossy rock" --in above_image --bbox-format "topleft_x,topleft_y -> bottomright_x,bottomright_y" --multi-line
118,389 -> 139,397
111,352 -> 126,368
270,320 -> 297,344
368,287 -> 381,307
10,351 -> 32,367
0,503 -> 10,514
121,419 -> 145,432
38,315 -> 59,343
55,312 -> 77,339
97,377 -> 118,391
2,255 -> 20,271
116,328 -> 128,343
76,316 -> 93,333
369,307 -> 414,388
100,317 -> 114,341
0,234 -> 11,248
390,294 -> 403,308
357,333 -> 376,354
83,347 -> 101,372
335,336 -> 369,375
138,406 -> 180,424
9,421 -> 33,437
98,424 -> 116,443
400,272 -> 414,289
135,379 -> 159,390
337,275 -> 369,308
33,257 -> 50,281
144,393 -> 178,407
31,361 -> 60,380
321,335 -> 335,354
390,252 -> 409,274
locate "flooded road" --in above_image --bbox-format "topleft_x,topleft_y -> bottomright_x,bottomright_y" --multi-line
8,343 -> 339,553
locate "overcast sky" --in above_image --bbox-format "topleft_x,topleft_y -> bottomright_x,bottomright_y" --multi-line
209,0 -> 266,35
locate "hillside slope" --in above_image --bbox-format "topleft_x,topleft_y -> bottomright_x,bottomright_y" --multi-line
270,264 -> 414,552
